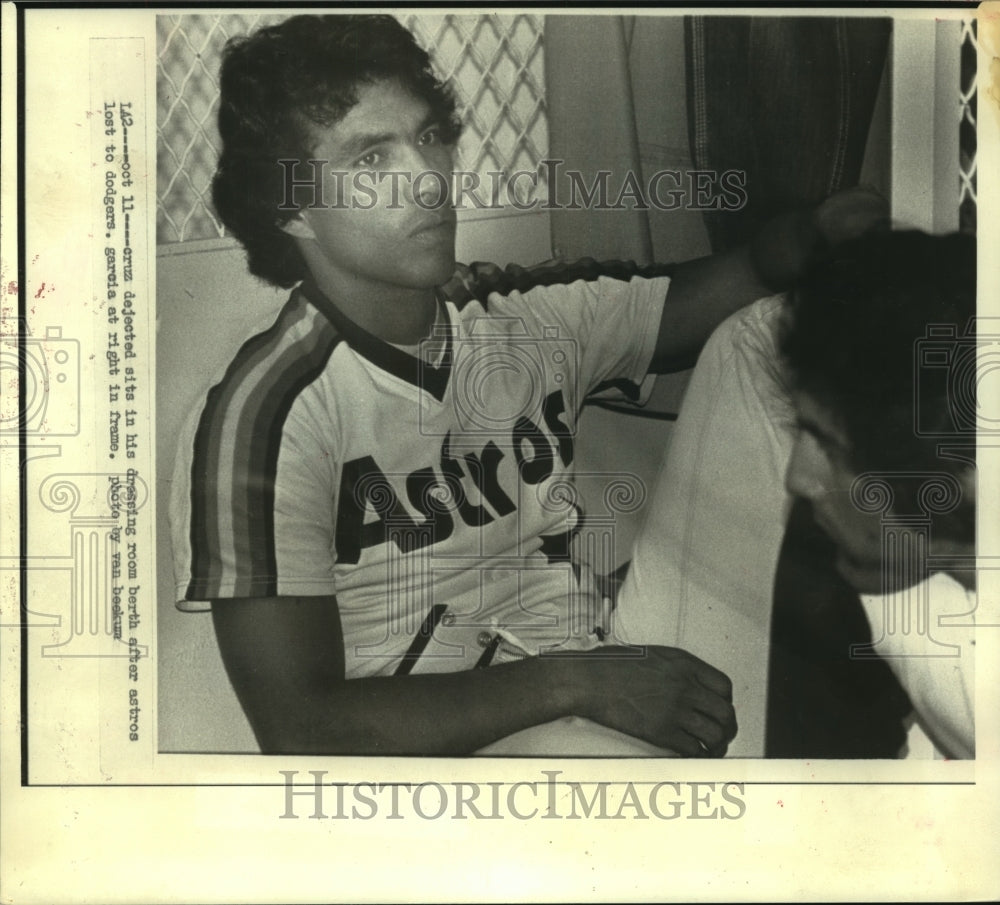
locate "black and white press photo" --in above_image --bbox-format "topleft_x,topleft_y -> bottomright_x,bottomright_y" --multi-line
155,11 -> 979,760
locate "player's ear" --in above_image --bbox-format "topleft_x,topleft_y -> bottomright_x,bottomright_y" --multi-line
279,213 -> 316,241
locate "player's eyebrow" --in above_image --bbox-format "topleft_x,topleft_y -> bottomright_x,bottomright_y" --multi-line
795,414 -> 849,454
339,130 -> 396,157
337,113 -> 442,159
796,414 -> 829,439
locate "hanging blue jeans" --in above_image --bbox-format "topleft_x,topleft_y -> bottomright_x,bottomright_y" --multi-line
685,16 -> 891,252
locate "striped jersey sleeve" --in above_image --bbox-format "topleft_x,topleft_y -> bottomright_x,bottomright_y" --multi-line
442,257 -> 669,405
170,294 -> 341,607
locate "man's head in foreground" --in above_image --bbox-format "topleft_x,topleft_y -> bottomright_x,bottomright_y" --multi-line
212,15 -> 462,293
781,230 -> 976,594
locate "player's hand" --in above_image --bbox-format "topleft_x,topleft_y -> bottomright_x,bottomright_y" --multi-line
750,185 -> 889,291
564,645 -> 737,757
812,184 -> 890,247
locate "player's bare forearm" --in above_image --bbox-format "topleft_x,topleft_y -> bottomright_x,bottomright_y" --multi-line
253,655 -> 576,755
212,594 -> 576,754
265,653 -> 735,756
649,245 -> 769,372
209,596 -> 736,756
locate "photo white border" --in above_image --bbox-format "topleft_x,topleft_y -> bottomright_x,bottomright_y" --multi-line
2,4 -> 998,902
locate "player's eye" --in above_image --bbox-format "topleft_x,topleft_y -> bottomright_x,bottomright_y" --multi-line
356,149 -> 383,168
419,126 -> 442,147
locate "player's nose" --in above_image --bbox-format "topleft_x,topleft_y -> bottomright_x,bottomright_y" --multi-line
785,433 -> 826,501
399,145 -> 451,210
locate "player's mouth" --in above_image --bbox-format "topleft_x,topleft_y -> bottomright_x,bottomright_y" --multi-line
832,549 -> 884,594
811,507 -> 851,557
811,506 -> 834,539
810,506 -> 884,592
409,213 -> 455,240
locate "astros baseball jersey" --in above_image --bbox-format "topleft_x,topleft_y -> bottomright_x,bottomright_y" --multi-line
170,259 -> 672,678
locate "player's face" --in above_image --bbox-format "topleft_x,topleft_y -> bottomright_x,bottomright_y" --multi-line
784,391 -> 888,594
288,78 -> 457,298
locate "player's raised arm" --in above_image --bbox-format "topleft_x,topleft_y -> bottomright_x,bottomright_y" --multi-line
648,185 -> 889,373
210,595 -> 736,756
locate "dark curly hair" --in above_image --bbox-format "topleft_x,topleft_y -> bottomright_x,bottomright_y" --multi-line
781,230 -> 977,539
212,15 -> 461,287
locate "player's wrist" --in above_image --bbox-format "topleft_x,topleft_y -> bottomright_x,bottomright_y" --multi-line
537,652 -> 600,721
549,650 -> 624,724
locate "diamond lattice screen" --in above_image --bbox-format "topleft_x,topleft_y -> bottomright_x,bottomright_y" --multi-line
959,18 -> 977,233
157,13 -> 547,244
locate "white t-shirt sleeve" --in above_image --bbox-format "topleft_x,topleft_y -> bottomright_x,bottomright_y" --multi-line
859,572 -> 975,759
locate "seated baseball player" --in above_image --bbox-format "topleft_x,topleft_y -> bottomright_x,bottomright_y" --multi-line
169,14 -> 885,755
618,230 -> 976,758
